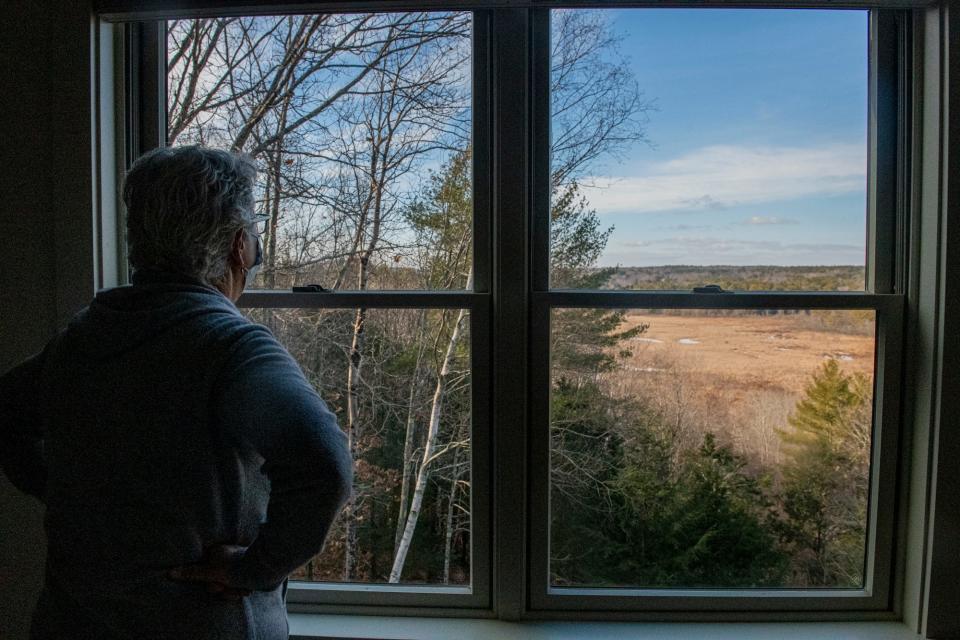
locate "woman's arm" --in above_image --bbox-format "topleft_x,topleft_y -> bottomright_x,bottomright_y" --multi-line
211,324 -> 353,591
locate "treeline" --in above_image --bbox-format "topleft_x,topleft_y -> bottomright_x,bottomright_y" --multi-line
605,265 -> 866,292
599,264 -> 874,334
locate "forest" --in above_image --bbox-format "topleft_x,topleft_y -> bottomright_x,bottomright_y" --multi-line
166,10 -> 873,589
605,265 -> 866,293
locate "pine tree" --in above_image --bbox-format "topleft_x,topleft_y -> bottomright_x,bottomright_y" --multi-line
550,181 -> 644,374
775,359 -> 872,587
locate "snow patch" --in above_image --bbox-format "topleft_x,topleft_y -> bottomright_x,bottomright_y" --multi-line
823,353 -> 855,361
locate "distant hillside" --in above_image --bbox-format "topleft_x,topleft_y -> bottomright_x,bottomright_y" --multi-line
602,265 -> 865,292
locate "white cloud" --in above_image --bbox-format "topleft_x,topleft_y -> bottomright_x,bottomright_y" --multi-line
659,223 -> 712,231
742,216 -> 798,225
582,143 -> 866,214
611,236 -> 864,266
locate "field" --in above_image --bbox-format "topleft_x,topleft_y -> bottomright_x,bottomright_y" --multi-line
603,311 -> 876,467
619,313 -> 875,395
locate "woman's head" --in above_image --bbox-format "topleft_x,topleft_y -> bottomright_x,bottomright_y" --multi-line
123,145 -> 259,287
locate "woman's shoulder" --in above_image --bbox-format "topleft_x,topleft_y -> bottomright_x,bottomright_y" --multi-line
97,283 -> 280,355
182,295 -> 277,346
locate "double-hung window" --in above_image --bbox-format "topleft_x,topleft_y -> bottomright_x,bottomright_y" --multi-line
528,7 -> 906,615
105,0 -> 912,621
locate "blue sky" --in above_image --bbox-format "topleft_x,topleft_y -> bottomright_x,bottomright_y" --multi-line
574,9 -> 869,267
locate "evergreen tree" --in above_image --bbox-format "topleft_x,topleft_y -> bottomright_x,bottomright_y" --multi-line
550,181 -> 643,374
600,432 -> 786,588
406,148 -> 472,290
775,359 -> 872,587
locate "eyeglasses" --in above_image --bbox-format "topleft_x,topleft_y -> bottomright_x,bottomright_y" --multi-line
247,214 -> 270,237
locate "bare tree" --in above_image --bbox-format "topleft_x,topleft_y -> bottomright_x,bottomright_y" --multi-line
550,10 -> 655,187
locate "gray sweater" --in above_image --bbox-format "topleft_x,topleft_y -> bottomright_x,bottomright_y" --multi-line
0,270 -> 353,639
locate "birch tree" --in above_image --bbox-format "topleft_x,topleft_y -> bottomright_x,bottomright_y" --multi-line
389,296 -> 471,582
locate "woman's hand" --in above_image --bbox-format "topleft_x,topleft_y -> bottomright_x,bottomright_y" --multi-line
168,544 -> 252,600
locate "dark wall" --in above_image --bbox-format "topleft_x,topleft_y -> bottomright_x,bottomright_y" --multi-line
0,2 -> 95,638
923,4 -> 960,639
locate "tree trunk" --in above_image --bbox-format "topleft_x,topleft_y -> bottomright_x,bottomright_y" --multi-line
342,137 -> 385,581
442,443 -> 465,584
389,273 -> 472,583
342,305 -> 367,581
264,65 -> 294,289
395,311 -> 428,553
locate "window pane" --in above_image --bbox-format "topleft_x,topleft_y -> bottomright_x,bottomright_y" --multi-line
246,307 -> 472,585
549,9 -> 868,291
549,307 -> 875,588
167,13 -> 473,290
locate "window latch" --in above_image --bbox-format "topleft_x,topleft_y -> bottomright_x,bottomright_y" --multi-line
292,284 -> 329,293
692,284 -> 730,294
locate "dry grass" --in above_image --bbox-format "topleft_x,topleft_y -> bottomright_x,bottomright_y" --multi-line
607,313 -> 876,465
620,313 -> 875,395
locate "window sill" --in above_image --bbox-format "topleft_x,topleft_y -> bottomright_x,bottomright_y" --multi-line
288,615 -> 918,640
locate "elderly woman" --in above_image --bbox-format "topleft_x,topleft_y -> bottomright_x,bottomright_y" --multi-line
0,146 -> 353,639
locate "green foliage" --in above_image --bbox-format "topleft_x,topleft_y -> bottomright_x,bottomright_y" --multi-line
551,182 -> 614,289
781,359 -> 870,455
551,412 -> 787,587
550,181 -> 644,374
774,359 -> 872,587
655,434 -> 786,587
405,148 -> 472,289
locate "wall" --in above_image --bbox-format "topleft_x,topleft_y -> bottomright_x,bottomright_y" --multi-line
921,4 -> 960,638
0,1 -> 95,638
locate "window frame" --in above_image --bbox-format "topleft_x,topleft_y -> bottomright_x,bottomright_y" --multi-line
127,10 -> 496,613
115,0 -> 916,622
528,292 -> 904,615
527,6 -> 910,616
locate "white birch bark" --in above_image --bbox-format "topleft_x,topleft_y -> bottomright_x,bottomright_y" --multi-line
388,273 -> 472,583
442,443 -> 465,584
395,311 -> 428,552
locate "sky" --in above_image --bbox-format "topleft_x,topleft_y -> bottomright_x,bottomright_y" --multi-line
574,9 -> 869,267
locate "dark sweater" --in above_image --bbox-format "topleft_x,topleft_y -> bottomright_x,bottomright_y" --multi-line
0,270 -> 353,640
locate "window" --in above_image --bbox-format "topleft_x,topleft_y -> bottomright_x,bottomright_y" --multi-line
117,2 -> 911,620
157,10 -> 492,610
529,8 -> 905,614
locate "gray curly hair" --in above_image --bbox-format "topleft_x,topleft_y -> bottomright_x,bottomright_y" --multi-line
123,145 -> 258,284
